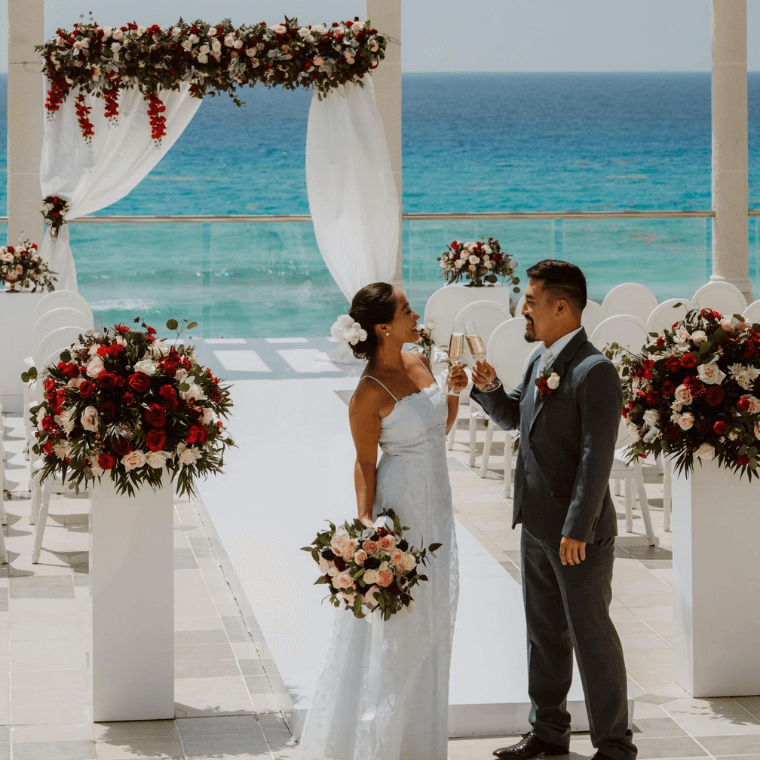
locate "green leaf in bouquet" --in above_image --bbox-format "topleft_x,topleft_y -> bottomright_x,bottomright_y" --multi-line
418,574 -> 428,582
59,350 -> 72,363
299,546 -> 314,552
428,542 -> 442,553
187,321 -> 198,330
166,319 -> 179,331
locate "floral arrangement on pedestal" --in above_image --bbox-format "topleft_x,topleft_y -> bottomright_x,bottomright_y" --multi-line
24,318 -> 234,497
437,238 -> 520,289
609,306 -> 760,479
37,16 -> 388,144
0,240 -> 57,293
302,510 -> 441,620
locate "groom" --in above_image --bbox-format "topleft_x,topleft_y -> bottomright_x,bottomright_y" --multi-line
470,260 -> 636,760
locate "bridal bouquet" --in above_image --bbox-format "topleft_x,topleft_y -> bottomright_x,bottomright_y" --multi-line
610,306 -> 760,479
302,510 -> 441,620
438,237 -> 520,290
1,240 -> 57,293
25,318 -> 234,497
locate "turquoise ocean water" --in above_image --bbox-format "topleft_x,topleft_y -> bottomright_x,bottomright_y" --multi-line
3,72 -> 760,336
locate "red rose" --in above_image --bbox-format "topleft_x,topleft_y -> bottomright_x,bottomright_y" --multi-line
112,438 -> 133,456
97,345 -> 108,356
680,354 -> 697,368
186,425 -> 201,445
198,426 -> 209,444
159,385 -> 179,410
114,375 -> 126,387
145,429 -> 167,452
79,380 -> 95,398
737,455 -> 751,466
705,386 -> 725,406
107,344 -> 126,356
128,372 -> 151,393
122,392 -> 137,406
98,372 -> 116,388
114,325 -> 130,333
146,326 -> 157,335
737,396 -> 751,412
97,452 -> 117,470
661,380 -> 676,396
43,441 -> 52,456
713,420 -> 728,435
42,415 -> 56,431
44,377 -> 56,393
57,362 -> 79,379
646,392 -> 661,406
144,403 -> 166,428
665,356 -> 681,372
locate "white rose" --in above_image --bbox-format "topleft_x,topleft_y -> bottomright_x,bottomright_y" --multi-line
53,443 -> 67,460
643,426 -> 661,443
234,39 -> 243,49
87,355 -> 106,379
642,409 -> 659,428
1,252 -> 14,262
111,42 -> 122,52
697,360 -> 726,386
171,27 -> 181,38
720,317 -> 734,332
199,44 -> 210,54
181,382 -> 206,402
677,327 -> 690,342
178,445 -> 202,466
89,460 -> 104,478
696,442 -> 716,460
352,21 -> 365,32
469,265 -> 477,272
61,408 -> 77,434
485,261 -> 494,269
626,421 -> 640,438
460,251 -> 468,260
188,34 -> 199,44
81,406 -> 100,432
742,395 -> 760,414
181,39 -> 193,51
146,451 -> 172,469
133,359 -> 157,376
271,24 -> 287,34
113,29 -> 124,41
224,34 -> 236,47
175,367 -> 188,383
547,373 -> 561,390
455,260 -> 464,269
122,450 -> 146,471
674,384 -> 692,405
313,24 -> 328,34
677,412 -> 695,431
469,255 -> 479,265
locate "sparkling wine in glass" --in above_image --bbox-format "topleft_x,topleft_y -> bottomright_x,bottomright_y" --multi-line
465,321 -> 487,362
447,323 -> 465,396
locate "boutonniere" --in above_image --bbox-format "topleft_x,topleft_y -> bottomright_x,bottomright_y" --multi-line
536,369 -> 561,398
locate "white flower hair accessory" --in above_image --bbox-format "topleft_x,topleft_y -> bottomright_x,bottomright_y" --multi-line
331,314 -> 368,346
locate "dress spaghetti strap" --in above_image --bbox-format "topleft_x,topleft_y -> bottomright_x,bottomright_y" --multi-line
359,375 -> 399,402
411,350 -> 437,382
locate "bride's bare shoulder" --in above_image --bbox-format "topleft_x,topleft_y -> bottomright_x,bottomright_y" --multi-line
350,375 -> 388,411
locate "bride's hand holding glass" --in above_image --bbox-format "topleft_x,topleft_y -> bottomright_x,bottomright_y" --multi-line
447,363 -> 468,395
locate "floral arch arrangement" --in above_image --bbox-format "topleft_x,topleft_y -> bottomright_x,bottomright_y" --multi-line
38,16 -> 388,143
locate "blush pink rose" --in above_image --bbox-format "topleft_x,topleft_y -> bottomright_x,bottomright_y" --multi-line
343,539 -> 360,560
331,532 -> 352,556
377,570 -> 394,587
363,569 -> 380,585
334,572 -> 354,590
86,356 -> 105,379
674,384 -> 693,405
402,553 -> 417,573
122,450 -> 146,471
318,556 -> 330,573
389,548 -> 405,566
362,540 -> 379,555
378,535 -> 396,551
354,549 -> 368,566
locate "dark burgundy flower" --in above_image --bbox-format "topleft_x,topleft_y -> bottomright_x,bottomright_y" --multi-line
665,424 -> 680,440
97,452 -> 117,470
144,403 -> 166,428
705,387 -> 725,406
146,429 -> 167,452
737,455 -> 751,466
98,371 -> 116,388
99,401 -> 116,420
713,420 -> 728,435
158,384 -> 178,410
661,380 -> 676,396
737,396 -> 751,412
112,437 -> 133,457
79,380 -> 95,398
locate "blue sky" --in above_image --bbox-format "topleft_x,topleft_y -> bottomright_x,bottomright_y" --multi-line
2,0 -> 760,72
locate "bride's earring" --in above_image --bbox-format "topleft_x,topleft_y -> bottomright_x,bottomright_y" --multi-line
386,332 -> 390,336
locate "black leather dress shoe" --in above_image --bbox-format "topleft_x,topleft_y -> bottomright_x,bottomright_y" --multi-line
493,732 -> 570,760
588,753 -> 617,760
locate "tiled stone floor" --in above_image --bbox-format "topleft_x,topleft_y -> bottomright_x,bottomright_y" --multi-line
1,405 -> 759,760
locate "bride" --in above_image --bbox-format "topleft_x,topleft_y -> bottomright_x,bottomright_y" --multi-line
299,282 -> 466,760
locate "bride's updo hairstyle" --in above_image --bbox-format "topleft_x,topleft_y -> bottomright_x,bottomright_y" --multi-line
348,282 -> 397,361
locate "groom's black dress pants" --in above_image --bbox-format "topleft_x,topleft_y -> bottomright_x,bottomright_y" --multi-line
521,527 -> 637,760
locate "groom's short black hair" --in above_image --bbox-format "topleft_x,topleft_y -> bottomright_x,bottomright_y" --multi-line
526,260 -> 587,313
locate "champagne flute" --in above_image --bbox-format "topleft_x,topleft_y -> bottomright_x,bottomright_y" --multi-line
446,322 -> 465,397
465,320 -> 501,392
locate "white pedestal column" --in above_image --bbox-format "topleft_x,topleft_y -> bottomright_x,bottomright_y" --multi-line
91,474 -> 175,721
7,0 -> 45,245
671,459 -> 760,697
366,0 -> 403,291
711,0 -> 752,302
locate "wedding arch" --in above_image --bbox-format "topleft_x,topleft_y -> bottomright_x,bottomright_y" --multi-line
36,17 -> 400,301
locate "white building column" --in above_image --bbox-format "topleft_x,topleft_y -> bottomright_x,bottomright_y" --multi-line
711,0 -> 752,301
366,0 -> 403,290
6,0 -> 45,246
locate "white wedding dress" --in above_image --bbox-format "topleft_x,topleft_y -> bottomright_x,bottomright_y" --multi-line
299,370 -> 459,760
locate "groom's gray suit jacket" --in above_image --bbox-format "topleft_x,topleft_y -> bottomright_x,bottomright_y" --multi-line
471,327 -> 622,544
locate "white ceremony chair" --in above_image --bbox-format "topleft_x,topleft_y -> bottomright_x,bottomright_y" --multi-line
0,401 -> 8,561
590,314 -> 649,357
690,281 -> 747,318
424,285 -> 498,349
31,290 -> 94,327
601,283 -> 659,323
514,293 -> 526,318
742,298 -> 760,325
609,419 -> 657,545
646,298 -> 690,334
580,300 -> 606,334
476,318 -> 542,496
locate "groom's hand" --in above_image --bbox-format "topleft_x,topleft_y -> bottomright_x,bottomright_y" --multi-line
560,536 -> 586,566
471,360 -> 497,390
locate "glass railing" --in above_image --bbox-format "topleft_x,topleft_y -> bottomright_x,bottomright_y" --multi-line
0,211 -> 724,338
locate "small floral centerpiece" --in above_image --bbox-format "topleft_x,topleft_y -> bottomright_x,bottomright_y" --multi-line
24,318 -> 234,496
0,240 -> 57,293
609,306 -> 760,479
41,196 -> 70,239
302,510 -> 441,620
437,238 -> 520,289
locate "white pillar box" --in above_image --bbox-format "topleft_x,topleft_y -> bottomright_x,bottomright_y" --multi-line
671,459 -> 760,697
91,474 -> 175,721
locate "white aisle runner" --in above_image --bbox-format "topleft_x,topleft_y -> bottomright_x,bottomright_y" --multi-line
197,376 -> 593,738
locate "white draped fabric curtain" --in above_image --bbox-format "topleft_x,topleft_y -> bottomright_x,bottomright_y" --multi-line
39,83 -> 202,291
306,77 -> 400,303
